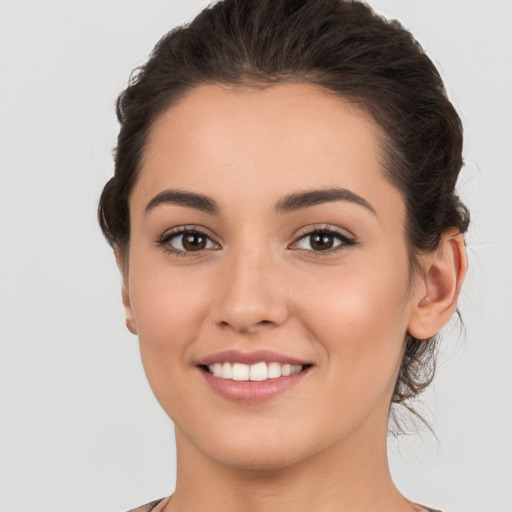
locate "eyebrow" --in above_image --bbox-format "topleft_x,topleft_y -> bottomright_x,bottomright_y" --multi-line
144,186 -> 376,216
145,189 -> 220,215
274,187 -> 377,216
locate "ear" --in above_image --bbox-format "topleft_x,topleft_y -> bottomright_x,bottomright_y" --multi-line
121,285 -> 138,335
408,229 -> 467,340
114,247 -> 137,336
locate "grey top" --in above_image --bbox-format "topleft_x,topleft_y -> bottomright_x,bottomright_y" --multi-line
127,499 -> 164,512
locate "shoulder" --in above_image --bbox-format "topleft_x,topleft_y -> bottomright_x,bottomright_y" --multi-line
125,498 -> 166,512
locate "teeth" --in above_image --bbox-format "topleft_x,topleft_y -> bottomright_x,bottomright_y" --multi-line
232,363 -> 250,381
249,362 -> 267,381
207,362 -> 304,381
267,362 -> 281,379
221,362 -> 232,379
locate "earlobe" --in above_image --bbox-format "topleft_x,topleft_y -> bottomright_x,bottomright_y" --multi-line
114,246 -> 137,336
408,229 -> 467,340
121,284 -> 138,335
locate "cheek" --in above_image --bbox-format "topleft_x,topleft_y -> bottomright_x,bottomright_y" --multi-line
127,258 -> 211,393
294,254 -> 411,376
132,275 -> 204,345
298,253 -> 409,329
294,273 -> 409,431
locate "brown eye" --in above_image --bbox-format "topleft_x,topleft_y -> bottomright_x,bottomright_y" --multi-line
163,229 -> 218,254
182,232 -> 208,251
292,228 -> 354,253
310,232 -> 336,250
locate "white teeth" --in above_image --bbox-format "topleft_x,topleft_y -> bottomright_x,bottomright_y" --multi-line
206,362 -> 305,381
267,362 -> 282,379
281,364 -> 291,376
291,365 -> 302,375
232,363 -> 250,381
249,362 -> 267,381
221,362 -> 232,379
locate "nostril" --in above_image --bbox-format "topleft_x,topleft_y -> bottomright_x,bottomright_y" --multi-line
218,318 -> 276,333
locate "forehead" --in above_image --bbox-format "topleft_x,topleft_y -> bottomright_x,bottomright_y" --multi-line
133,82 -> 403,222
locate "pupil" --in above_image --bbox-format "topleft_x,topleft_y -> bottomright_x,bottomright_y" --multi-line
183,233 -> 206,251
311,233 -> 334,250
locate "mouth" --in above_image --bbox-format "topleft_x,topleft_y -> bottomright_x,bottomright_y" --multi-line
199,361 -> 313,382
195,350 -> 314,403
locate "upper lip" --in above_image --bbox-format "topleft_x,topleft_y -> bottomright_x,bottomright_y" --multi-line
196,349 -> 312,367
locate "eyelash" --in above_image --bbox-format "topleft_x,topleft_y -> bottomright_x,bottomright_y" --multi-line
156,226 -> 217,257
292,226 -> 356,257
155,225 -> 356,257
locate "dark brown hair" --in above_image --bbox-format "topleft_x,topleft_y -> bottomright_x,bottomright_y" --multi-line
98,0 -> 469,428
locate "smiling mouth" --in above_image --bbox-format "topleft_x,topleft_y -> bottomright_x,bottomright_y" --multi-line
200,362 -> 313,382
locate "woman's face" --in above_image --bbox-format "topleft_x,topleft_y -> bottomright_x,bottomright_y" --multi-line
123,83 -> 425,469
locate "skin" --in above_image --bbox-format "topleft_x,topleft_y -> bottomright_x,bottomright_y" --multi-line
120,83 -> 467,512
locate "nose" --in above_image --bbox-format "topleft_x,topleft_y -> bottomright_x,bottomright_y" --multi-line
210,246 -> 289,335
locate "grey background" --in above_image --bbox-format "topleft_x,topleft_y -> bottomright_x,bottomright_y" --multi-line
0,1 -> 511,511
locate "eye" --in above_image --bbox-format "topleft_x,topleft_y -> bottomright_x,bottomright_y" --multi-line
291,227 -> 355,253
157,227 -> 219,255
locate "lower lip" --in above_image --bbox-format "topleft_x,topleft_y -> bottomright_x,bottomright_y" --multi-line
199,366 -> 311,404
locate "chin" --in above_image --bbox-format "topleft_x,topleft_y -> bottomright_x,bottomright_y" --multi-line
210,446 -> 305,472
195,425 -> 320,472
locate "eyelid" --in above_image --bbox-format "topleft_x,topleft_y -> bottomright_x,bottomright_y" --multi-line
294,224 -> 355,240
155,225 -> 221,256
289,225 -> 356,254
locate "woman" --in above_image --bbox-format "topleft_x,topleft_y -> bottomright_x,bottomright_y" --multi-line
98,0 -> 468,510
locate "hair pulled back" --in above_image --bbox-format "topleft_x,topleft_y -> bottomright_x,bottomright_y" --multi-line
98,0 -> 469,426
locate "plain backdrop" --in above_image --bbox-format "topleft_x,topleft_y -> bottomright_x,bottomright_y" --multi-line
0,1 -> 511,511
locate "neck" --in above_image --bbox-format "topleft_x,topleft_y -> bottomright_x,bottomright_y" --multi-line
166,416 -> 415,512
